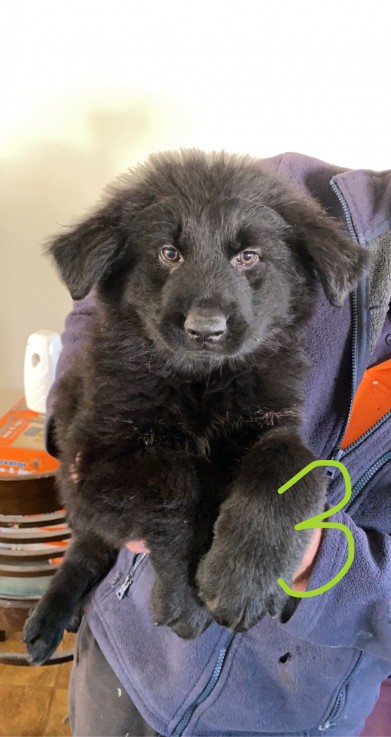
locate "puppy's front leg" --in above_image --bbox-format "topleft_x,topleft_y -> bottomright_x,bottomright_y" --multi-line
23,533 -> 116,664
140,457 -> 219,640
150,556 -> 213,640
196,428 -> 328,631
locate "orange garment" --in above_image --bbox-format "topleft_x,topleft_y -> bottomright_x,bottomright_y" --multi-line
341,358 -> 391,448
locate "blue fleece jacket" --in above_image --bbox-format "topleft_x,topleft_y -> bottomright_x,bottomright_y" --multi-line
46,153 -> 391,737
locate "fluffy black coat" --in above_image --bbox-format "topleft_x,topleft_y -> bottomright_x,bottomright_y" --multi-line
24,150 -> 367,664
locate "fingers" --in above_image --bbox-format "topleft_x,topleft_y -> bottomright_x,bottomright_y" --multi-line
125,540 -> 150,554
292,528 -> 322,591
70,452 -> 82,484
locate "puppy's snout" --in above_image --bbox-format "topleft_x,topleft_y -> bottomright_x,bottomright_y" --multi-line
184,310 -> 227,344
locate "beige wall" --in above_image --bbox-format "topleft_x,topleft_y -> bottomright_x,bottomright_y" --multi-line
1,0 -> 390,401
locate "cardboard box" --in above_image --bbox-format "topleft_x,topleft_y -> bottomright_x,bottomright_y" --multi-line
0,398 -> 59,477
0,399 -> 66,594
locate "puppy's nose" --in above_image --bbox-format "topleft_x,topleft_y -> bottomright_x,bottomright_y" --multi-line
184,310 -> 227,343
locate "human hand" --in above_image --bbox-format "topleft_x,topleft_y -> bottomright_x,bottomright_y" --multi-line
291,528 -> 322,592
70,452 -> 82,483
125,540 -> 150,554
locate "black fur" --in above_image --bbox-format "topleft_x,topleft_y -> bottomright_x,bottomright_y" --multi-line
23,150 -> 367,664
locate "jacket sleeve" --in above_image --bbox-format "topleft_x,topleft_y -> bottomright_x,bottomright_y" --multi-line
45,295 -> 97,457
280,461 -> 391,661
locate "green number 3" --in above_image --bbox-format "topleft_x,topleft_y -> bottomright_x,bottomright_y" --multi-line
277,460 -> 355,598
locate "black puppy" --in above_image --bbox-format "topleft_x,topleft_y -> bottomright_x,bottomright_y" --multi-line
24,149 -> 366,665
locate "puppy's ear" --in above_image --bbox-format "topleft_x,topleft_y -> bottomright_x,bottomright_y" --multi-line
269,186 -> 368,307
47,202 -> 126,300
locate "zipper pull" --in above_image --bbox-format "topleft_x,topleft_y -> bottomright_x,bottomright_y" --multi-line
326,448 -> 344,478
116,573 -> 133,600
115,553 -> 146,600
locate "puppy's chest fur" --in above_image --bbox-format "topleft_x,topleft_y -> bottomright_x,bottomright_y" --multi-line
138,382 -> 262,458
85,352 -> 296,462
153,381 -> 292,458
71,316 -> 304,465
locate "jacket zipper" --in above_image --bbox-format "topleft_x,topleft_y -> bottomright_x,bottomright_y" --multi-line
338,409 -> 391,459
172,633 -> 235,737
327,179 -> 368,477
328,409 -> 391,495
345,450 -> 391,513
322,448 -> 390,727
318,651 -> 364,731
115,553 -> 147,600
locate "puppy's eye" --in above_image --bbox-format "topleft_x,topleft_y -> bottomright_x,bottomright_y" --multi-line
232,251 -> 259,268
160,246 -> 182,264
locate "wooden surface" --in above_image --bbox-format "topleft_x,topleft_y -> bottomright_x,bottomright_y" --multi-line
0,629 -> 73,736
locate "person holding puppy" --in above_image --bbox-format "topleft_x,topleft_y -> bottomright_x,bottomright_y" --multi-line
44,151 -> 391,737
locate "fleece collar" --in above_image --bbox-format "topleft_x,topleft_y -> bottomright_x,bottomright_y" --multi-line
262,152 -> 391,365
261,152 -> 391,245
259,152 -> 391,459
332,167 -> 391,245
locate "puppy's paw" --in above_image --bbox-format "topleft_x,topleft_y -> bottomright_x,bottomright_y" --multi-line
23,606 -> 66,665
196,545 -> 289,632
151,578 -> 212,640
66,602 -> 85,633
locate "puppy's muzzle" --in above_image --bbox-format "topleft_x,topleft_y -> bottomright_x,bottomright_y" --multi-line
184,309 -> 227,346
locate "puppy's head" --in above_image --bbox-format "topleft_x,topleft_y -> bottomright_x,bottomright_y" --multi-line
48,150 -> 367,369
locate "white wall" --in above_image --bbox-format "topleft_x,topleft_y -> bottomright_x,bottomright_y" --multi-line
1,0 -> 390,397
